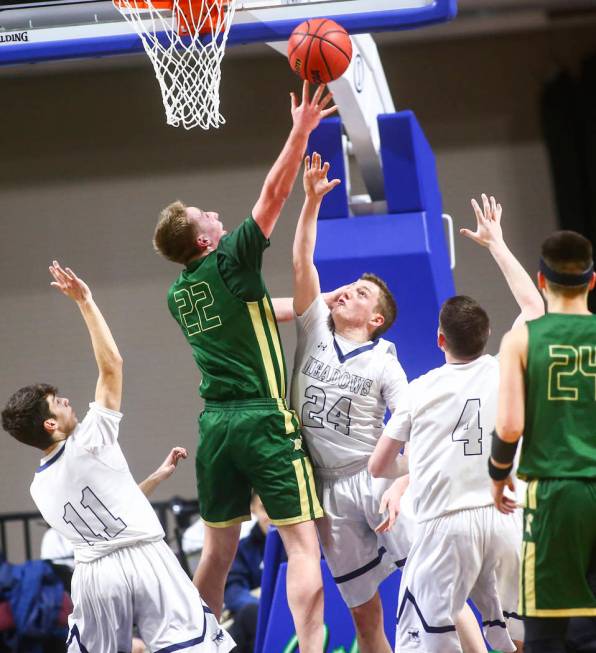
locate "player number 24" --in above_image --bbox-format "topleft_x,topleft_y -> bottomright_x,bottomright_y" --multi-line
301,385 -> 352,436
548,345 -> 596,401
174,282 -> 222,336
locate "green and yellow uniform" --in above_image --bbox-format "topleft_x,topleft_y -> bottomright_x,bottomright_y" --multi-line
519,313 -> 596,617
168,217 -> 322,527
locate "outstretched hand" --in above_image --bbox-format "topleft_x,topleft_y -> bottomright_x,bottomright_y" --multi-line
291,81 -> 337,134
461,193 -> 504,248
155,447 -> 188,483
49,261 -> 91,304
303,152 -> 341,200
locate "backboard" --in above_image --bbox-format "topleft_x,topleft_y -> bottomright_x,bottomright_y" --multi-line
0,0 -> 456,66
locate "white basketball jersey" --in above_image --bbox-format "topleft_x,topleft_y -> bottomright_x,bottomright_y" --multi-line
30,402 -> 164,563
386,355 -> 498,522
291,295 -> 408,473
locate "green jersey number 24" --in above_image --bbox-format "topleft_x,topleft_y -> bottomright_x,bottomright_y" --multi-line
548,344 -> 596,401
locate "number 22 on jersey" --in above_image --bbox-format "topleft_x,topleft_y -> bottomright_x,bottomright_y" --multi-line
174,282 -> 222,336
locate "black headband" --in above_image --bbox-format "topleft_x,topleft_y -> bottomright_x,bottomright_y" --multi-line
540,258 -> 594,286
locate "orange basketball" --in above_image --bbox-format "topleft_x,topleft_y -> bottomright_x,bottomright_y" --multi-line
287,18 -> 353,84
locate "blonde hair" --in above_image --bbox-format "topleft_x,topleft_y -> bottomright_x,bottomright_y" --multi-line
153,200 -> 198,265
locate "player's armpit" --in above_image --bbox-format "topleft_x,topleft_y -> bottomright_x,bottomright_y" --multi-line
271,297 -> 294,323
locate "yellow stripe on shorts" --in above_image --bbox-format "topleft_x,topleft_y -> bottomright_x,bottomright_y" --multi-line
303,456 -> 319,515
523,541 -> 537,613
292,458 -> 311,519
277,399 -> 296,435
247,301 -> 279,398
528,479 -> 538,510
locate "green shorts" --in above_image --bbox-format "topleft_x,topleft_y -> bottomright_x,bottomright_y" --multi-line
196,398 -> 323,528
520,478 -> 596,617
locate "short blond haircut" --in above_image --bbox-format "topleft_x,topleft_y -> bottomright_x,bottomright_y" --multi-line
360,273 -> 398,339
153,200 -> 198,265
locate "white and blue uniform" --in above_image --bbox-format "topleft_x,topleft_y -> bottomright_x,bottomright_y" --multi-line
30,402 -> 234,653
291,295 -> 413,608
386,356 -> 520,652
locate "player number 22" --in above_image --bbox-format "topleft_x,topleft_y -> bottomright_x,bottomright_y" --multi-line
174,282 -> 222,336
451,398 -> 482,456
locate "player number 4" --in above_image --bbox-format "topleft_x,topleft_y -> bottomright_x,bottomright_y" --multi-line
452,398 -> 482,456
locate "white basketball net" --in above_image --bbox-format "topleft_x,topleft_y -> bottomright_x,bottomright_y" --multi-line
114,0 -> 237,129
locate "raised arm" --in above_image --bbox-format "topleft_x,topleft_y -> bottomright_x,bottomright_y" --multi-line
49,261 -> 123,411
293,153 -> 341,315
138,447 -> 188,497
461,194 -> 544,324
252,82 -> 337,240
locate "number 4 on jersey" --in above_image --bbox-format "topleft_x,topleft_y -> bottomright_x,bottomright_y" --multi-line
452,398 -> 482,455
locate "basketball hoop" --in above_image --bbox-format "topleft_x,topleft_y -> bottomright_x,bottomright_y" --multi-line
113,0 -> 237,129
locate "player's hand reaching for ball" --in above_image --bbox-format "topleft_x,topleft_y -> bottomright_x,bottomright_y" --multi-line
291,80 -> 337,134
303,152 -> 341,201
461,193 -> 504,249
49,261 -> 92,304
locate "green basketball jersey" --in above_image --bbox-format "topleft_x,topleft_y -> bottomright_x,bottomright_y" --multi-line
167,217 -> 288,401
520,313 -> 596,479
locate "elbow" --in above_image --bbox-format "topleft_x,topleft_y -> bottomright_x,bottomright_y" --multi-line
103,353 -> 123,377
496,422 -> 523,443
112,353 -> 124,372
368,457 -> 382,478
264,183 -> 291,208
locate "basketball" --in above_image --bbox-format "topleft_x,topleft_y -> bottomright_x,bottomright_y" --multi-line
287,18 -> 353,84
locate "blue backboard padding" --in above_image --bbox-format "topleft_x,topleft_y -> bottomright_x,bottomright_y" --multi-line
378,111 -> 455,307
260,557 -> 401,652
0,1 -> 457,66
307,117 -> 348,220
255,527 -> 287,653
314,211 -> 453,379
379,111 -> 426,214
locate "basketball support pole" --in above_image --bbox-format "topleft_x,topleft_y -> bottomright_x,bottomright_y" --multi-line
267,34 -> 394,212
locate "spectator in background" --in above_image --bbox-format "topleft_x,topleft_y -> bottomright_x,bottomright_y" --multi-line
225,495 -> 272,653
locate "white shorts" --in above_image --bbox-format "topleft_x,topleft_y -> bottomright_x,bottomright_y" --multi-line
396,505 -> 518,653
316,467 -> 414,609
66,539 -> 235,653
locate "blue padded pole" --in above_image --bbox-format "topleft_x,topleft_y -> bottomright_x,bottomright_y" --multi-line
379,111 -> 454,302
254,528 -> 285,653
307,117 -> 349,220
